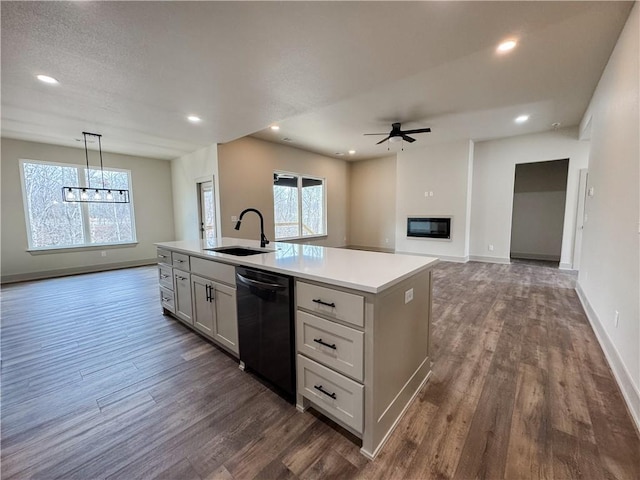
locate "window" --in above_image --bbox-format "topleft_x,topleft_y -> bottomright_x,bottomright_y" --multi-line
20,160 -> 136,250
273,171 -> 326,240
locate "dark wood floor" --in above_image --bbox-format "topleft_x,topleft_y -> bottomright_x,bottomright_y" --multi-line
1,262 -> 638,479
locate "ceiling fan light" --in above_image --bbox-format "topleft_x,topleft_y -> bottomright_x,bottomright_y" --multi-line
389,136 -> 402,143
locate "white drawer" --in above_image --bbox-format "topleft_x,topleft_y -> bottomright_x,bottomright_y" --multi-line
191,256 -> 235,285
172,252 -> 190,269
160,286 -> 175,313
158,265 -> 173,290
297,311 -> 364,381
157,248 -> 172,265
297,281 -> 364,327
297,355 -> 363,433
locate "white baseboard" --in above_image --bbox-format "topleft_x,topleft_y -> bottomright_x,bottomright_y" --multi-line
395,251 -> 468,263
1,259 -> 157,284
468,255 -> 511,264
559,262 -> 575,271
575,281 -> 640,433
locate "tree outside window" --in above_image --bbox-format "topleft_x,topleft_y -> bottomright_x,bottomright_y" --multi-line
20,160 -> 136,249
273,172 -> 325,240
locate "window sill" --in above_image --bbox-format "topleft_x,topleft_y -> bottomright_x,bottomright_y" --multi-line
27,242 -> 138,255
275,234 -> 328,242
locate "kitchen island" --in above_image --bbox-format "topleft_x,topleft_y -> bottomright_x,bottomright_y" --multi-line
155,238 -> 438,458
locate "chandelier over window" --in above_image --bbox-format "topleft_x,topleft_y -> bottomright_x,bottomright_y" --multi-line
62,132 -> 130,203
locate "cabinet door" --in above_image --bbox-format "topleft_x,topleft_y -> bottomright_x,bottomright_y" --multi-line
213,282 -> 239,355
192,275 -> 215,337
174,269 -> 193,325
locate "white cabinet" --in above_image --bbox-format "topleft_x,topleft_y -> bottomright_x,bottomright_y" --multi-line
295,271 -> 433,459
211,282 -> 239,354
157,248 -> 239,358
173,269 -> 192,325
192,275 -> 215,337
191,274 -> 239,355
157,248 -> 174,314
296,281 -> 365,434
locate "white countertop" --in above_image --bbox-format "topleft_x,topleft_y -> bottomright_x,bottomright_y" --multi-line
155,238 -> 439,294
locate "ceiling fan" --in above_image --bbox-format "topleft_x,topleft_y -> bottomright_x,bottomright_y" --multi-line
364,122 -> 431,145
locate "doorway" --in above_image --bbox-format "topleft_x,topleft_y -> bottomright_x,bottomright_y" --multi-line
510,159 -> 569,266
197,180 -> 216,243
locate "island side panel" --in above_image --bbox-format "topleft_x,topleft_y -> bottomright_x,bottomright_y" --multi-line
361,267 -> 433,457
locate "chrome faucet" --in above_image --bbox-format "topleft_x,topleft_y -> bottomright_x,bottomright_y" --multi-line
235,208 -> 270,248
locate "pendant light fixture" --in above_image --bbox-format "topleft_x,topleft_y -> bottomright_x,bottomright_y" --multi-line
62,132 -> 130,203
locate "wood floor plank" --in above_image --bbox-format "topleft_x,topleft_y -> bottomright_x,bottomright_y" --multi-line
504,363 -> 552,480
2,262 -> 638,480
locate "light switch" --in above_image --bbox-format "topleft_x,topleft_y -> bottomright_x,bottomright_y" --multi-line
588,186 -> 595,197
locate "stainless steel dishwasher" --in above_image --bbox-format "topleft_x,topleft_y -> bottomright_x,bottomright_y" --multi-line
235,266 -> 295,401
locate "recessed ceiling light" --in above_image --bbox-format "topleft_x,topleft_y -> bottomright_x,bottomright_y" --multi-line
270,125 -> 280,131
497,40 -> 517,53
187,115 -> 202,123
348,150 -> 356,155
515,115 -> 529,124
36,74 -> 59,84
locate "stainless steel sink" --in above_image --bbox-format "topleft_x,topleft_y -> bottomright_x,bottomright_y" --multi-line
205,246 -> 270,256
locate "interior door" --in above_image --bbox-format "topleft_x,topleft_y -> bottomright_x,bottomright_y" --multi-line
198,180 -> 216,242
572,169 -> 588,270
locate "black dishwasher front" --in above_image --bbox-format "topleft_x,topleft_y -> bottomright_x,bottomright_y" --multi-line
236,266 -> 295,401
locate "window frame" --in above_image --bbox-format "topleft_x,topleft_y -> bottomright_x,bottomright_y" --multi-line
19,158 -> 137,252
273,170 -> 327,241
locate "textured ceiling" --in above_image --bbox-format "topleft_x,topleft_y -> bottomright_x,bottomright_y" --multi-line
1,1 -> 633,160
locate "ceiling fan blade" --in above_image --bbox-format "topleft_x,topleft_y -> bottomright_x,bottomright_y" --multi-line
376,136 -> 391,145
401,128 -> 431,134
402,135 -> 417,143
364,133 -> 389,136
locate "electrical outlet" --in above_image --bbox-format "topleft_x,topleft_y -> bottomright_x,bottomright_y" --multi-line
429,191 -> 434,197
101,251 -> 107,257
231,215 -> 237,222
405,288 -> 414,304
424,191 -> 429,198
488,244 -> 494,252
385,238 -> 389,244
614,310 -> 619,327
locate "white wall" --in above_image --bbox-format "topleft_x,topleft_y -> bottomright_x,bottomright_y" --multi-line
576,4 -> 639,428
0,138 -> 175,282
470,127 -> 589,267
171,144 -> 221,242
348,155 -> 396,251
217,136 -> 349,248
395,139 -> 473,262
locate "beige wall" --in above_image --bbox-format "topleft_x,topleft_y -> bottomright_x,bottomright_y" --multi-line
217,136 -> 349,247
171,144 -> 221,242
577,4 -> 639,427
0,138 -> 175,282
348,155 -> 396,251
395,139 -> 474,261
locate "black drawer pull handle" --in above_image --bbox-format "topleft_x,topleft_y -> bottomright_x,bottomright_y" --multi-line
175,259 -> 184,263
158,254 -> 167,258
160,274 -> 169,279
313,338 -> 337,350
312,299 -> 336,308
314,385 -> 337,399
